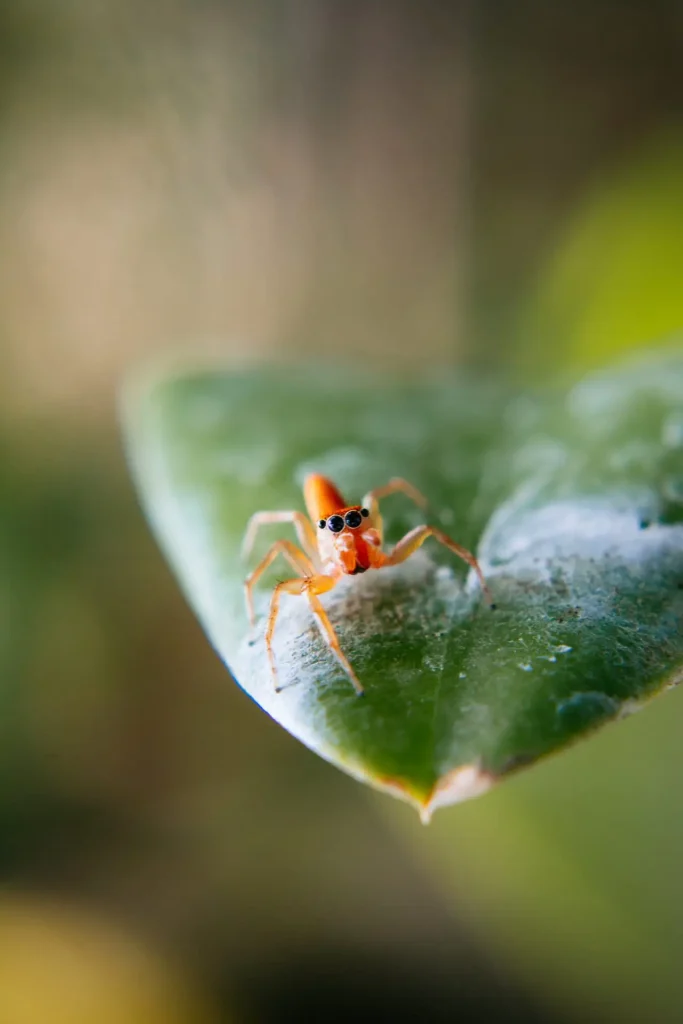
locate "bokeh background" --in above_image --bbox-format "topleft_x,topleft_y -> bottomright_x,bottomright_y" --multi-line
1,2 -> 683,1021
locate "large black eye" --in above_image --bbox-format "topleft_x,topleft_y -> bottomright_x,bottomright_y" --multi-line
344,510 -> 362,529
327,515 -> 345,533
318,519 -> 326,529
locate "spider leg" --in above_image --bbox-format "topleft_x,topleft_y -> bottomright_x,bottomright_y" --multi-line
265,572 -> 362,695
362,477 -> 427,515
244,539 -> 314,626
241,510 -> 319,563
265,578 -> 304,692
361,478 -> 427,545
306,587 -> 364,696
380,525 -> 495,608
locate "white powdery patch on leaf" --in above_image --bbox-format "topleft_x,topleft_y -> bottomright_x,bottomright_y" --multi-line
480,495 -> 683,576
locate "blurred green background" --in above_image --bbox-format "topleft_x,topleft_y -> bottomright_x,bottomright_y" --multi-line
1,2 -> 682,1021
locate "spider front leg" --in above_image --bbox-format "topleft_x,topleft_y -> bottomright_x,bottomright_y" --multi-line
265,573 -> 364,696
241,510 -> 319,563
362,477 -> 427,512
361,478 -> 427,544
362,477 -> 428,528
244,539 -> 315,626
379,525 -> 495,608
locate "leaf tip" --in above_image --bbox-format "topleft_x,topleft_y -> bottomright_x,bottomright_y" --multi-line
371,764 -> 495,823
420,764 -> 495,822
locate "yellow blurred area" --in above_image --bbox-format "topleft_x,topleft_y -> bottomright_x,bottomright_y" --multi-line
0,894 -> 219,1024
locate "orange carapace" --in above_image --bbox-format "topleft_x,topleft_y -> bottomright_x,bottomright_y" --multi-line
242,475 -> 494,695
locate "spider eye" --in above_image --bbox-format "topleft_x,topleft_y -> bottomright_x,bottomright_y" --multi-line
318,519 -> 326,529
361,507 -> 369,517
327,515 -> 345,533
344,510 -> 362,529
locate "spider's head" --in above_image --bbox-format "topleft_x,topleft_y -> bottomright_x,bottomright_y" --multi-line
316,506 -> 375,573
317,506 -> 369,535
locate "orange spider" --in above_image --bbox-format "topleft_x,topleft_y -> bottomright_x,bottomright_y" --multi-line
242,475 -> 494,695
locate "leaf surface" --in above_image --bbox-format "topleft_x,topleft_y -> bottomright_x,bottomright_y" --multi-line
123,350 -> 683,818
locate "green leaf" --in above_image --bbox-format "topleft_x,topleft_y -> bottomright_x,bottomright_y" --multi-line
122,349 -> 683,820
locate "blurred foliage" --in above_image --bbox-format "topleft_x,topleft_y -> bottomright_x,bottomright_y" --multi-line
523,137 -> 683,376
470,1 -> 683,371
